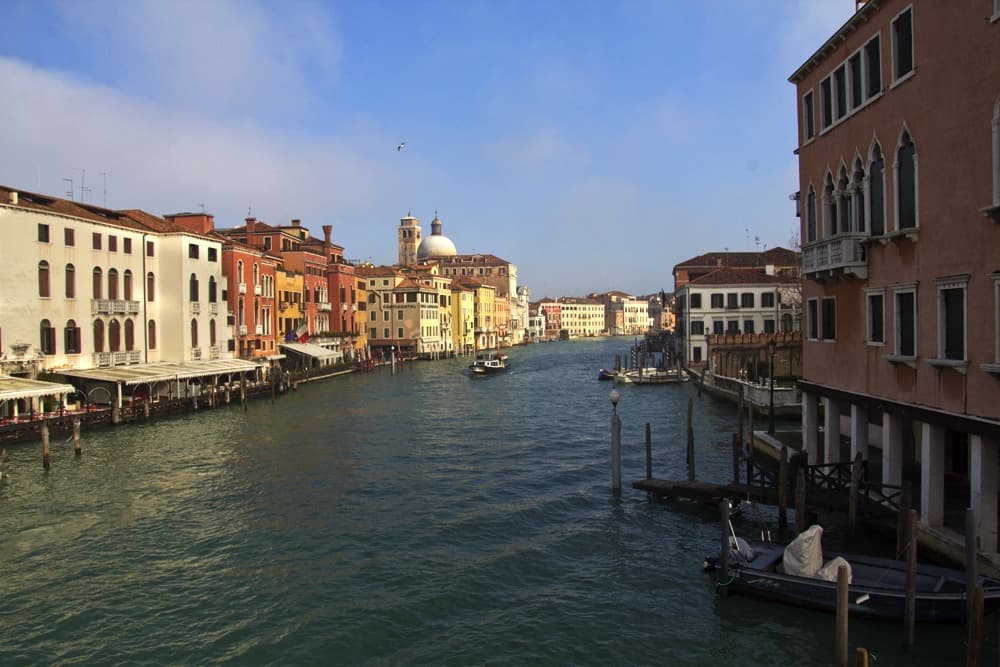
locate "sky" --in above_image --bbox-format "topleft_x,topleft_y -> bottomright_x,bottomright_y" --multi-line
0,1 -> 855,298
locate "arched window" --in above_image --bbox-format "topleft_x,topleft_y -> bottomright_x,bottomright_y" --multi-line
806,186 -> 817,242
237,260 -> 244,284
238,297 -> 245,326
39,319 -> 55,355
209,276 -> 217,303
93,267 -> 103,299
189,273 -> 199,302
123,270 -> 133,301
852,157 -> 866,234
65,264 -> 76,298
148,320 -> 157,350
147,272 -> 155,302
869,142 -> 885,235
109,319 -> 121,352
896,129 -> 917,230
64,319 -> 81,354
210,319 -> 217,346
108,268 -> 119,300
253,263 -> 259,286
124,319 -> 135,351
191,319 -> 199,347
93,319 -> 105,352
824,172 -> 837,236
837,165 -> 851,233
38,260 -> 50,297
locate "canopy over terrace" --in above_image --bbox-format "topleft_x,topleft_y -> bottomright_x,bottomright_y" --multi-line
0,375 -> 77,419
279,342 -> 340,368
62,359 -> 265,408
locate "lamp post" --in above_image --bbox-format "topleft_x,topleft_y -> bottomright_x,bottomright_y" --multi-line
767,339 -> 776,435
610,388 -> 621,493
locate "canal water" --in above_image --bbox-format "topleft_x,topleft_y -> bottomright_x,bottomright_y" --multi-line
0,337 -> 989,665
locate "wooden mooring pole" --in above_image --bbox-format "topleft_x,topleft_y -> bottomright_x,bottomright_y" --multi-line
736,385 -> 743,450
41,420 -> 50,470
645,422 -> 652,480
611,408 -> 621,494
795,464 -> 807,534
718,500 -> 729,597
904,509 -> 917,646
848,451 -> 863,537
73,417 -> 82,456
731,433 -> 740,485
835,563 -> 849,667
896,482 -> 913,560
967,585 -> 984,667
965,507 -> 977,624
686,398 -> 695,482
778,444 -> 788,530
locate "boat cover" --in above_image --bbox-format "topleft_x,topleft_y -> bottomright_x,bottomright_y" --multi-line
816,555 -> 853,584
783,524 -> 824,577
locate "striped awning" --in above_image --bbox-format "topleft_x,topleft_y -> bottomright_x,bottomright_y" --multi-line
61,359 -> 264,386
0,375 -> 76,402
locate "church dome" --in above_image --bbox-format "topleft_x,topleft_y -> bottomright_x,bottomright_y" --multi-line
416,215 -> 457,259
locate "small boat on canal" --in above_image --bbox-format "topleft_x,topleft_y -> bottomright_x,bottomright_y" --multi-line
703,524 -> 1000,623
469,352 -> 509,375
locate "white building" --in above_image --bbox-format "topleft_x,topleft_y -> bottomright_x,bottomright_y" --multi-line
556,297 -> 605,337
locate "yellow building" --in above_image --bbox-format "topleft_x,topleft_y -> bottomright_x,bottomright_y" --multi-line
451,283 -> 476,356
275,269 -> 304,342
455,278 -> 497,351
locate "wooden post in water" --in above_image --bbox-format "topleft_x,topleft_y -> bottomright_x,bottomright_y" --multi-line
718,500 -> 729,597
747,394 -> 754,449
855,648 -> 870,667
835,563 -> 849,667
795,464 -> 808,534
736,385 -> 744,450
73,417 -> 81,456
611,409 -> 622,494
848,451 -> 863,538
143,400 -> 150,421
240,375 -> 247,412
731,433 -> 740,485
645,422 -> 652,480
778,444 -> 788,530
968,585 -> 984,667
111,403 -> 120,425
896,482 -> 912,560
41,420 -> 50,470
965,507 -> 978,624
686,398 -> 695,482
904,509 -> 917,646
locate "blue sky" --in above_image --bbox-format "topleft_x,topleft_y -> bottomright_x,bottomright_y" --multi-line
0,1 -> 853,298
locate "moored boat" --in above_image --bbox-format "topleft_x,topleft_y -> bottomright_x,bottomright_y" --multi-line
616,367 -> 688,384
469,352 -> 509,375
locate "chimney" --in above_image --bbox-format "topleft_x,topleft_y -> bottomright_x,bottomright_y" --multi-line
8,191 -> 18,205
245,217 -> 256,233
291,218 -> 301,227
322,225 -> 332,244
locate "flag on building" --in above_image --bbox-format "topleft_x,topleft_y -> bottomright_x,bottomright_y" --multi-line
294,321 -> 310,343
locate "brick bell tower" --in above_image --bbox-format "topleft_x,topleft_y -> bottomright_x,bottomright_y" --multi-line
397,212 -> 421,266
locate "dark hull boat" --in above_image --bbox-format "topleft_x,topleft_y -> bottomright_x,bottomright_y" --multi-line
704,527 -> 1000,623
469,352 -> 509,375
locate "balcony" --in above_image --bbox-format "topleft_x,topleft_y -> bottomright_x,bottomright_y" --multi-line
254,284 -> 262,296
110,299 -> 127,314
238,324 -> 248,336
209,344 -> 221,360
802,233 -> 868,280
255,325 -> 264,335
319,302 -> 332,312
238,282 -> 247,295
190,302 -> 201,315
94,350 -> 140,367
126,300 -> 140,314
191,347 -> 202,360
94,352 -> 112,367
210,302 -> 219,315
91,299 -> 111,315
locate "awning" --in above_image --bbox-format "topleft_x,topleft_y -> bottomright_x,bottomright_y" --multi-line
0,375 -> 76,402
279,342 -> 339,360
62,359 -> 265,386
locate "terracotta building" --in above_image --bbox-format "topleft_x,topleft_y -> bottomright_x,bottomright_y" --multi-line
791,1 -> 1000,553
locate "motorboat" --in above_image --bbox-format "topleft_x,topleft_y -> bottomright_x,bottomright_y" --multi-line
469,352 -> 509,375
615,367 -> 688,384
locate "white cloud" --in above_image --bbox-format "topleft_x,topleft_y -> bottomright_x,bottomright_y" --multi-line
483,127 -> 589,172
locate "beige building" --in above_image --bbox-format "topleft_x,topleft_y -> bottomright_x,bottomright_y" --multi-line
556,297 -> 605,337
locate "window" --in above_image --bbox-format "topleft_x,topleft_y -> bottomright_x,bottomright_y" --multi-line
147,272 -> 155,302
64,320 -> 81,354
726,293 -> 738,309
824,172 -> 837,236
820,78 -> 833,129
848,52 -> 862,110
40,319 -> 56,355
188,243 -> 199,259
897,131 -> 917,230
894,288 -> 917,357
713,321 -> 724,335
123,238 -> 132,254
189,274 -> 199,302
208,276 -> 217,302
93,320 -> 105,352
108,235 -> 117,252
210,320 -> 216,346
710,293 -> 724,309
109,319 -> 121,352
208,247 -> 218,262
108,268 -> 119,300
146,241 -> 155,257
807,187 -> 817,242
148,320 -> 156,350
740,293 -> 754,308
370,311 -> 376,321
690,321 -> 704,335
93,232 -> 101,250
693,346 -> 702,363
64,228 -> 75,246
38,260 -> 50,297
834,65 -> 847,120
124,319 -> 135,351
123,270 -> 132,301
397,327 -> 404,338
762,292 -> 775,308
869,143 -> 885,235
937,277 -> 968,361
764,319 -> 775,334
65,264 -> 76,298
867,291 -> 885,343
807,298 -> 819,339
190,319 -> 198,348
397,310 -> 404,320
892,7 -> 913,81
690,294 -> 702,309
803,90 -> 815,141
852,158 -> 866,233
383,328 -> 389,338
865,35 -> 882,98
744,320 -> 755,334
821,297 -> 837,340
38,223 -> 49,242
370,327 -> 377,339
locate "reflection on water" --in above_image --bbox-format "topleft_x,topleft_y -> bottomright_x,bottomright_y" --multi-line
0,338 -> 993,665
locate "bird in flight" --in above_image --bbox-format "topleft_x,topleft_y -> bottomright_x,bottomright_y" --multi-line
397,141 -> 406,152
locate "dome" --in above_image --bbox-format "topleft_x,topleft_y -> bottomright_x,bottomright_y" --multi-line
416,215 -> 457,259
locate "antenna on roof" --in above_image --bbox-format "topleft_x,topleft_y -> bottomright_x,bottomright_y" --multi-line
100,172 -> 108,207
63,177 -> 74,200
199,203 -> 206,213
77,168 -> 87,202
247,205 -> 252,217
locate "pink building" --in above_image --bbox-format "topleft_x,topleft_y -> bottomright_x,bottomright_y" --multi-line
792,1 -> 1000,555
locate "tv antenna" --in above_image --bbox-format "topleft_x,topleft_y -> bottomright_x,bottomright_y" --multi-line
100,172 -> 108,207
63,177 -> 74,200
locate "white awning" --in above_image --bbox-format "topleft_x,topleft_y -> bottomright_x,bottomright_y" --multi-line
62,359 -> 265,386
0,375 -> 76,402
279,342 -> 339,359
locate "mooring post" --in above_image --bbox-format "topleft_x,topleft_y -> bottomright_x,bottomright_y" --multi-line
686,397 -> 695,481
192,393 -> 199,411
143,400 -> 150,421
718,499 -> 729,597
848,451 -> 863,538
41,420 -> 50,470
731,433 -> 740,485
611,406 -> 621,494
968,585 -> 984,667
835,563 -> 849,667
896,482 -> 913,560
645,422 -> 652,480
904,509 -> 917,646
778,444 -> 788,530
795,464 -> 807,534
73,417 -> 81,456
271,373 -> 276,404
111,403 -> 120,425
855,648 -> 870,667
736,385 -> 744,449
240,375 -> 247,412
966,507 -> 978,624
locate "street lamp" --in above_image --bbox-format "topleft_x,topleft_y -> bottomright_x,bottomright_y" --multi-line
767,339 -> 777,435
609,388 -> 620,414
609,388 -> 621,493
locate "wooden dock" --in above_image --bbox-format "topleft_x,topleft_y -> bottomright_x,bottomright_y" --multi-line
632,478 -> 779,505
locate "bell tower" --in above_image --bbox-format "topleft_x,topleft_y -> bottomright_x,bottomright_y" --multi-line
398,212 -> 421,267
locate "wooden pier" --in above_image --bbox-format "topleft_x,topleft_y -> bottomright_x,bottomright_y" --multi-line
632,478 -> 779,505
